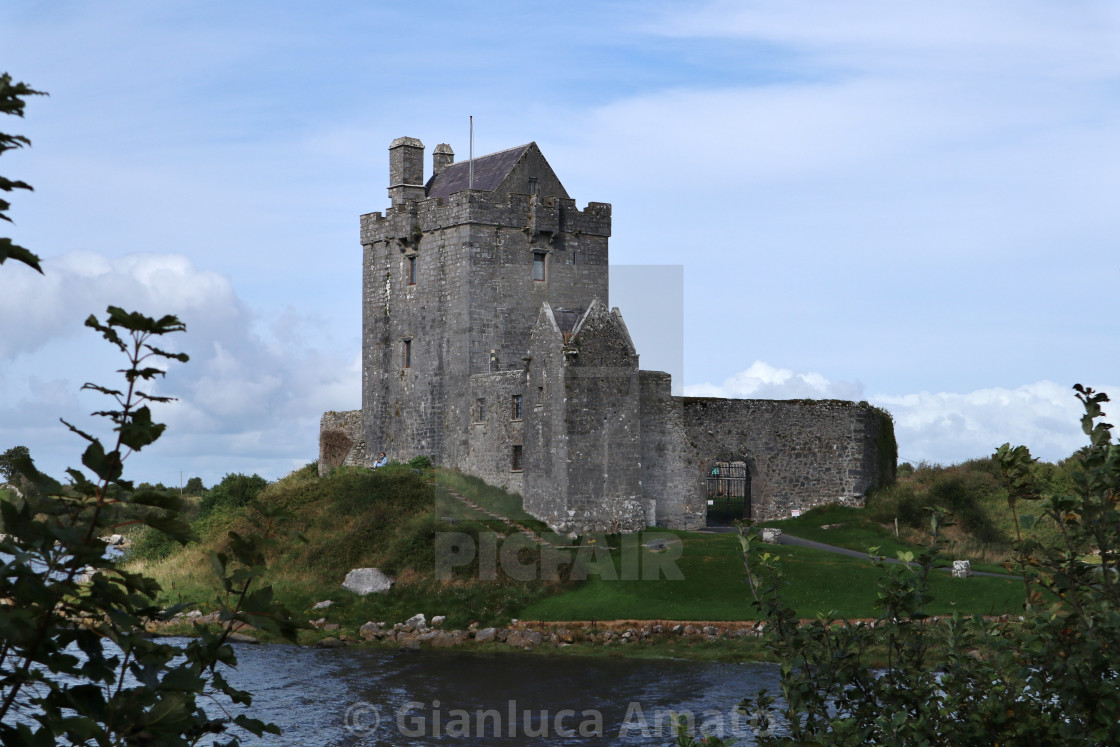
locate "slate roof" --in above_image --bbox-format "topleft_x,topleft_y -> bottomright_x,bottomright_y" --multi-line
425,143 -> 532,199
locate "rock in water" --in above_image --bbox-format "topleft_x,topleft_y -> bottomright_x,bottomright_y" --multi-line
341,568 -> 395,595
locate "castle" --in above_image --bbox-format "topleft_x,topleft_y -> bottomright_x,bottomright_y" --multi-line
319,137 -> 896,533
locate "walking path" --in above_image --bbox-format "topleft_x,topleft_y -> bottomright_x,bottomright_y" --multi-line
775,532 -> 1015,579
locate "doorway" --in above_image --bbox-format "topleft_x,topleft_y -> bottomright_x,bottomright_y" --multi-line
706,460 -> 750,525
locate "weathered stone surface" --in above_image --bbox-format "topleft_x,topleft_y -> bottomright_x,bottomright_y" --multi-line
404,613 -> 427,630
311,600 -> 334,610
474,627 -> 497,642
320,136 -> 896,534
761,528 -> 783,544
341,568 -> 394,595
953,560 -> 971,578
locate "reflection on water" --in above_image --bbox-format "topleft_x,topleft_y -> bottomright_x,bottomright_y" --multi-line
217,643 -> 780,746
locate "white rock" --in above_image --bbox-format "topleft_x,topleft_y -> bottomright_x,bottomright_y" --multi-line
311,600 -> 334,610
405,613 -> 427,630
341,568 -> 395,595
952,560 -> 971,579
761,528 -> 783,544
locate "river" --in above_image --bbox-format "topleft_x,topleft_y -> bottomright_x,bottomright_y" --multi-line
215,641 -> 782,746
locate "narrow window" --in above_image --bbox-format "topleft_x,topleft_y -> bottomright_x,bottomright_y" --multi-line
537,386 -> 544,405
511,394 -> 523,420
402,339 -> 412,368
408,255 -> 417,285
511,445 -> 523,472
528,176 -> 539,195
476,397 -> 486,422
533,252 -> 546,282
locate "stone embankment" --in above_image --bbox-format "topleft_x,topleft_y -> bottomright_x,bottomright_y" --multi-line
155,608 -> 1024,651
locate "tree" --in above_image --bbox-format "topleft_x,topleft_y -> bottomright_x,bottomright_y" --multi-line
0,73 -> 45,273
733,384 -> 1120,745
0,445 -> 31,482
184,476 -> 206,494
0,75 -> 299,746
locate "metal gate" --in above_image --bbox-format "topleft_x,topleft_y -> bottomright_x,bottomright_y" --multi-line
706,461 -> 750,525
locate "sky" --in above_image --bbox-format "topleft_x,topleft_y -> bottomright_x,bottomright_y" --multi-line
1,0 -> 1117,487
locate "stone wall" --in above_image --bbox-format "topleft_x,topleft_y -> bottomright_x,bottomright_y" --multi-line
360,185 -> 611,470
319,410 -> 365,476
465,370 -> 526,495
638,371 -> 705,529
677,398 -> 894,521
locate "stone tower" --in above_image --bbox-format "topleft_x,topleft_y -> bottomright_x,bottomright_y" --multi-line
359,137 -> 613,469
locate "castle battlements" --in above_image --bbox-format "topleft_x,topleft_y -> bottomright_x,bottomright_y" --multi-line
360,192 -> 611,246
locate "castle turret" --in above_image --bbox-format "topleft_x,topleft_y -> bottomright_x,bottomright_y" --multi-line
432,143 -> 454,177
388,136 -> 425,207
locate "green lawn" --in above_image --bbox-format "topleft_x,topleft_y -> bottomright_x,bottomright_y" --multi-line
760,504 -> 1012,575
519,530 -> 1024,622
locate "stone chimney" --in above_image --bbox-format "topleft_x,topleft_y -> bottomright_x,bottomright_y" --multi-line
432,143 -> 454,177
388,136 -> 425,208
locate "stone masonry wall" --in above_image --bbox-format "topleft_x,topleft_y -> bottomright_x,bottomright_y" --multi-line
360,188 -> 610,472
638,371 -> 705,529
319,410 -> 365,476
678,398 -> 891,522
554,303 -> 646,534
465,370 -> 526,495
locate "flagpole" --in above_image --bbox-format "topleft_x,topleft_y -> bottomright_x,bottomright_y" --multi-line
469,115 -> 474,189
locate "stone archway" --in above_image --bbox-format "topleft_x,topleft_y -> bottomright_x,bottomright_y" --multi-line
706,460 -> 750,526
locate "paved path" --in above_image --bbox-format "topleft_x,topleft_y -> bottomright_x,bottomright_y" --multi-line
702,527 -> 1016,579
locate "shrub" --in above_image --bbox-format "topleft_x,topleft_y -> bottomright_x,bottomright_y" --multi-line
200,472 -> 269,515
408,454 -> 433,470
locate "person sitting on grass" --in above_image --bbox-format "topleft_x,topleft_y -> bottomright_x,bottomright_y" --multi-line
373,452 -> 388,468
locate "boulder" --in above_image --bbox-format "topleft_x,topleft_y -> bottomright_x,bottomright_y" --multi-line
431,615 -> 446,627
760,528 -> 783,544
404,613 -> 427,630
952,560 -> 971,579
311,600 -> 334,610
341,568 -> 395,595
474,627 -> 497,643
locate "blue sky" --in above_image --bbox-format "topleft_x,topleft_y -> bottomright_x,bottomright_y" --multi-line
1,0 -> 1118,486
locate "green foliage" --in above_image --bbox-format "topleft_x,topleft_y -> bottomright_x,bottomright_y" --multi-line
408,454 -> 433,470
0,74 -> 46,274
873,407 -> 897,488
866,458 -> 1007,544
733,385 -> 1120,745
0,444 -> 30,481
0,305 -> 299,745
200,472 -> 269,515
184,475 -> 206,494
0,77 -> 298,745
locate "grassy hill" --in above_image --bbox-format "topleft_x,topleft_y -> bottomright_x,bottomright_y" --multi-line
124,461 -> 1030,639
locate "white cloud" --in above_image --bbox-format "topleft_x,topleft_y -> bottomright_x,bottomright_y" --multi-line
685,361 -> 864,400
0,252 -> 359,486
685,362 -> 1115,464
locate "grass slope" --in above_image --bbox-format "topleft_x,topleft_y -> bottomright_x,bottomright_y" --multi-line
520,530 -> 1024,622
129,465 -> 1028,638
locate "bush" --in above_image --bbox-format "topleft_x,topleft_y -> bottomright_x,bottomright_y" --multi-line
408,455 -> 433,470
127,524 -> 179,563
200,472 -> 269,515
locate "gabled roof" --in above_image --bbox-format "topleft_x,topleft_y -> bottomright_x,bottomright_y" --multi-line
425,143 -> 532,199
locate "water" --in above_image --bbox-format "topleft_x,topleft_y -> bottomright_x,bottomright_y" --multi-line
216,643 -> 782,746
